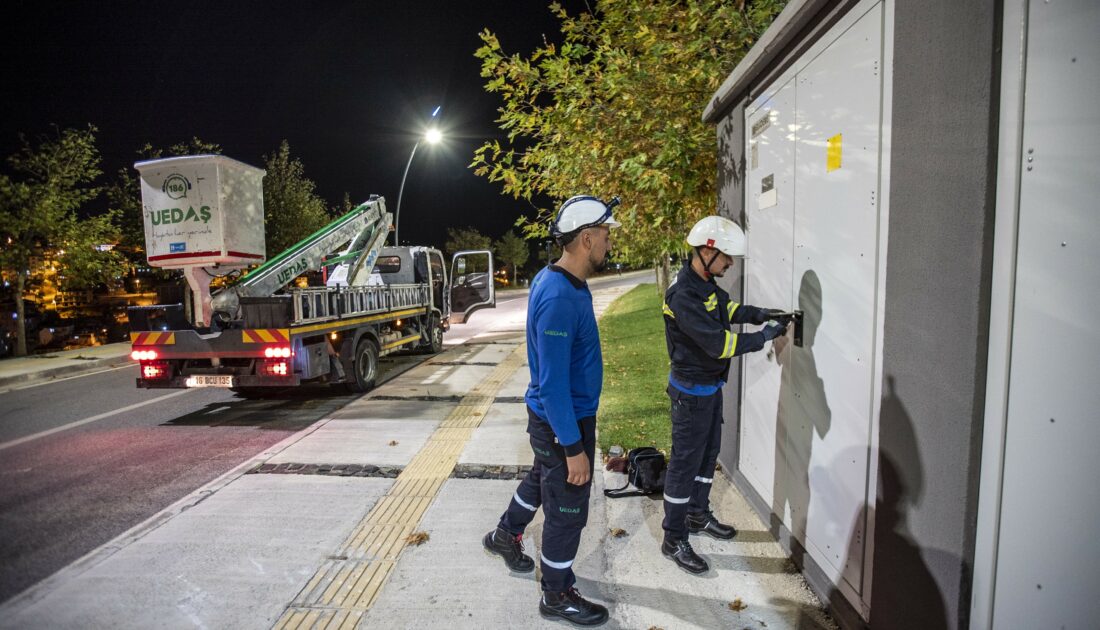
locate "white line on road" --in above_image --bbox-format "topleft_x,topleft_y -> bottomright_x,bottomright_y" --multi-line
0,389 -> 194,452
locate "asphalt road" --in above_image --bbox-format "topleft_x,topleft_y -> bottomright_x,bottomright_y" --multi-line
0,354 -> 422,604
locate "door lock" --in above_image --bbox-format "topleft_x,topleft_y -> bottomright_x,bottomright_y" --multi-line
792,310 -> 805,347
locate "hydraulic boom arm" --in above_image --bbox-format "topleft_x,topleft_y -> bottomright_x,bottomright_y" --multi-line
210,197 -> 392,319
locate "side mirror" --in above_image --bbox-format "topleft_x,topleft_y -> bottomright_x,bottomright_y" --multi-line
449,250 -> 496,324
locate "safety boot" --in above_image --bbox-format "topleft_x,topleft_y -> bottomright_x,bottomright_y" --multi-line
539,587 -> 609,626
482,527 -> 535,572
686,510 -> 737,540
661,536 -> 709,574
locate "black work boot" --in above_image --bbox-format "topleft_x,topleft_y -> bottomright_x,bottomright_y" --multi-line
539,587 -> 609,626
687,510 -> 737,540
482,527 -> 535,572
662,536 -> 709,574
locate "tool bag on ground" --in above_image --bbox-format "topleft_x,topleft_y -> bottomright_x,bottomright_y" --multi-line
604,447 -> 667,498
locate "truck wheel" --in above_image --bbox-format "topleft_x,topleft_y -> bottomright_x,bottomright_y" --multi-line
420,315 -> 444,354
348,338 -> 378,392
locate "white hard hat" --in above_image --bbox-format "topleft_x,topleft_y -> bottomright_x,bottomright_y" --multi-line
552,195 -> 622,241
686,216 -> 746,257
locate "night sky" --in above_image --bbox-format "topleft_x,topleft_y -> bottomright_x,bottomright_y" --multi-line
1,1 -> 588,251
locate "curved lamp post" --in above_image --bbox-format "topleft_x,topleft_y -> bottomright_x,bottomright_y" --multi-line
394,106 -> 442,245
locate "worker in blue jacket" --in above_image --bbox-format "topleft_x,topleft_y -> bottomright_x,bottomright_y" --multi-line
483,195 -> 620,627
660,215 -> 789,575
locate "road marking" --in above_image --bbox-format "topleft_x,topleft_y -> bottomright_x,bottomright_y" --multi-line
273,343 -> 526,628
0,389 -> 193,452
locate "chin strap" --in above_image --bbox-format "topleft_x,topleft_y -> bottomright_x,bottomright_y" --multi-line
694,246 -> 719,280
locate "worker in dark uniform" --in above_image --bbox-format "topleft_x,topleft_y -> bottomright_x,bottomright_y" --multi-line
483,195 -> 620,626
660,216 -> 788,574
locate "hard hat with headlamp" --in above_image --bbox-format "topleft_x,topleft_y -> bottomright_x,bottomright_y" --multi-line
551,195 -> 622,245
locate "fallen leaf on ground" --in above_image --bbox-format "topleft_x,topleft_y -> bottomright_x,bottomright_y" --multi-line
405,531 -> 430,545
729,598 -> 748,612
389,440 -> 399,446
609,528 -> 628,538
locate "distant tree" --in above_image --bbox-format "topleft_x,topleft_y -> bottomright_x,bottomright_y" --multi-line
0,126 -> 126,356
472,0 -> 786,292
494,229 -> 530,283
444,226 -> 492,256
337,192 -> 358,216
262,140 -> 332,257
106,137 -> 222,267
445,227 -> 492,273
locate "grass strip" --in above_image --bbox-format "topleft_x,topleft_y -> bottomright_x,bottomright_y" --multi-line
597,283 -> 671,454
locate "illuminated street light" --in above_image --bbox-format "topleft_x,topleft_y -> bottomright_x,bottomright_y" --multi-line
394,106 -> 443,246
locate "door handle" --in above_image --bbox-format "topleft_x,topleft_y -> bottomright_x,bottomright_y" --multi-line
793,310 -> 805,347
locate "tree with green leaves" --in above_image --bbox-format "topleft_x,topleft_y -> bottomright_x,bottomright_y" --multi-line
472,0 -> 786,291
445,226 -> 493,273
106,137 -> 222,267
444,226 -> 492,256
0,126 -> 126,356
262,140 -> 332,257
494,229 -> 530,283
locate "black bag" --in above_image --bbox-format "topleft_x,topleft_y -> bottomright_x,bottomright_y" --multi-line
604,447 -> 667,498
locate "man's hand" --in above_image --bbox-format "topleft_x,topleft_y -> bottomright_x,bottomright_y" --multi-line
753,307 -> 794,325
761,320 -> 788,341
566,452 -> 591,486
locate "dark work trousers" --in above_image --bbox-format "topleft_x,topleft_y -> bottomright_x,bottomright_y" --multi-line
499,407 -> 597,593
662,384 -> 723,540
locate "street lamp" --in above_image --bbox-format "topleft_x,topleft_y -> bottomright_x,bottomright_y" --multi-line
394,106 -> 443,246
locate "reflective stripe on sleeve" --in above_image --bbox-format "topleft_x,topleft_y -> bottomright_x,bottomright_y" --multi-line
541,553 -> 575,569
728,301 -> 740,318
664,493 -> 691,504
694,476 -> 713,484
719,331 -> 738,359
513,492 -> 537,512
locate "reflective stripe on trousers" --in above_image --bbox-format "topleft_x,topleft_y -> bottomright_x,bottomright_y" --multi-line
499,408 -> 596,592
662,384 -> 724,540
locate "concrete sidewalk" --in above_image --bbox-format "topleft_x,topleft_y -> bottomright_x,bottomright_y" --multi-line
0,282 -> 834,629
0,343 -> 132,390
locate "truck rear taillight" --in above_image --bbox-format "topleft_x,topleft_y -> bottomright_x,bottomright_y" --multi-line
141,361 -> 169,379
131,349 -> 158,361
264,346 -> 291,358
260,360 -> 289,376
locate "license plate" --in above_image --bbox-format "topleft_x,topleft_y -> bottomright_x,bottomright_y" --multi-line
187,375 -> 234,388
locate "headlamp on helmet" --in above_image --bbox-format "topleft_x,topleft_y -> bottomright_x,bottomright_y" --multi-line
552,195 -> 622,245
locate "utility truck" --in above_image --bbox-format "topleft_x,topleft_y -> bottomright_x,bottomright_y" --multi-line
127,155 -> 495,393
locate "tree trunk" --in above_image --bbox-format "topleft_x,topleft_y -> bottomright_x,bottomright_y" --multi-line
655,253 -> 672,296
15,271 -> 27,357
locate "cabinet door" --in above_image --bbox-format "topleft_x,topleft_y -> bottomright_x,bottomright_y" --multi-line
741,76 -> 797,507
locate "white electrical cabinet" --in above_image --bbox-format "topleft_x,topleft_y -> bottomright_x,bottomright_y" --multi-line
740,0 -> 888,615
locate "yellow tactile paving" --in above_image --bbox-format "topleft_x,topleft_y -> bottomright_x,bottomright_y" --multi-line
272,343 -> 526,629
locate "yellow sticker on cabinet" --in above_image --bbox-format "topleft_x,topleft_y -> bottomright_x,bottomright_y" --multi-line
827,133 -> 842,172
